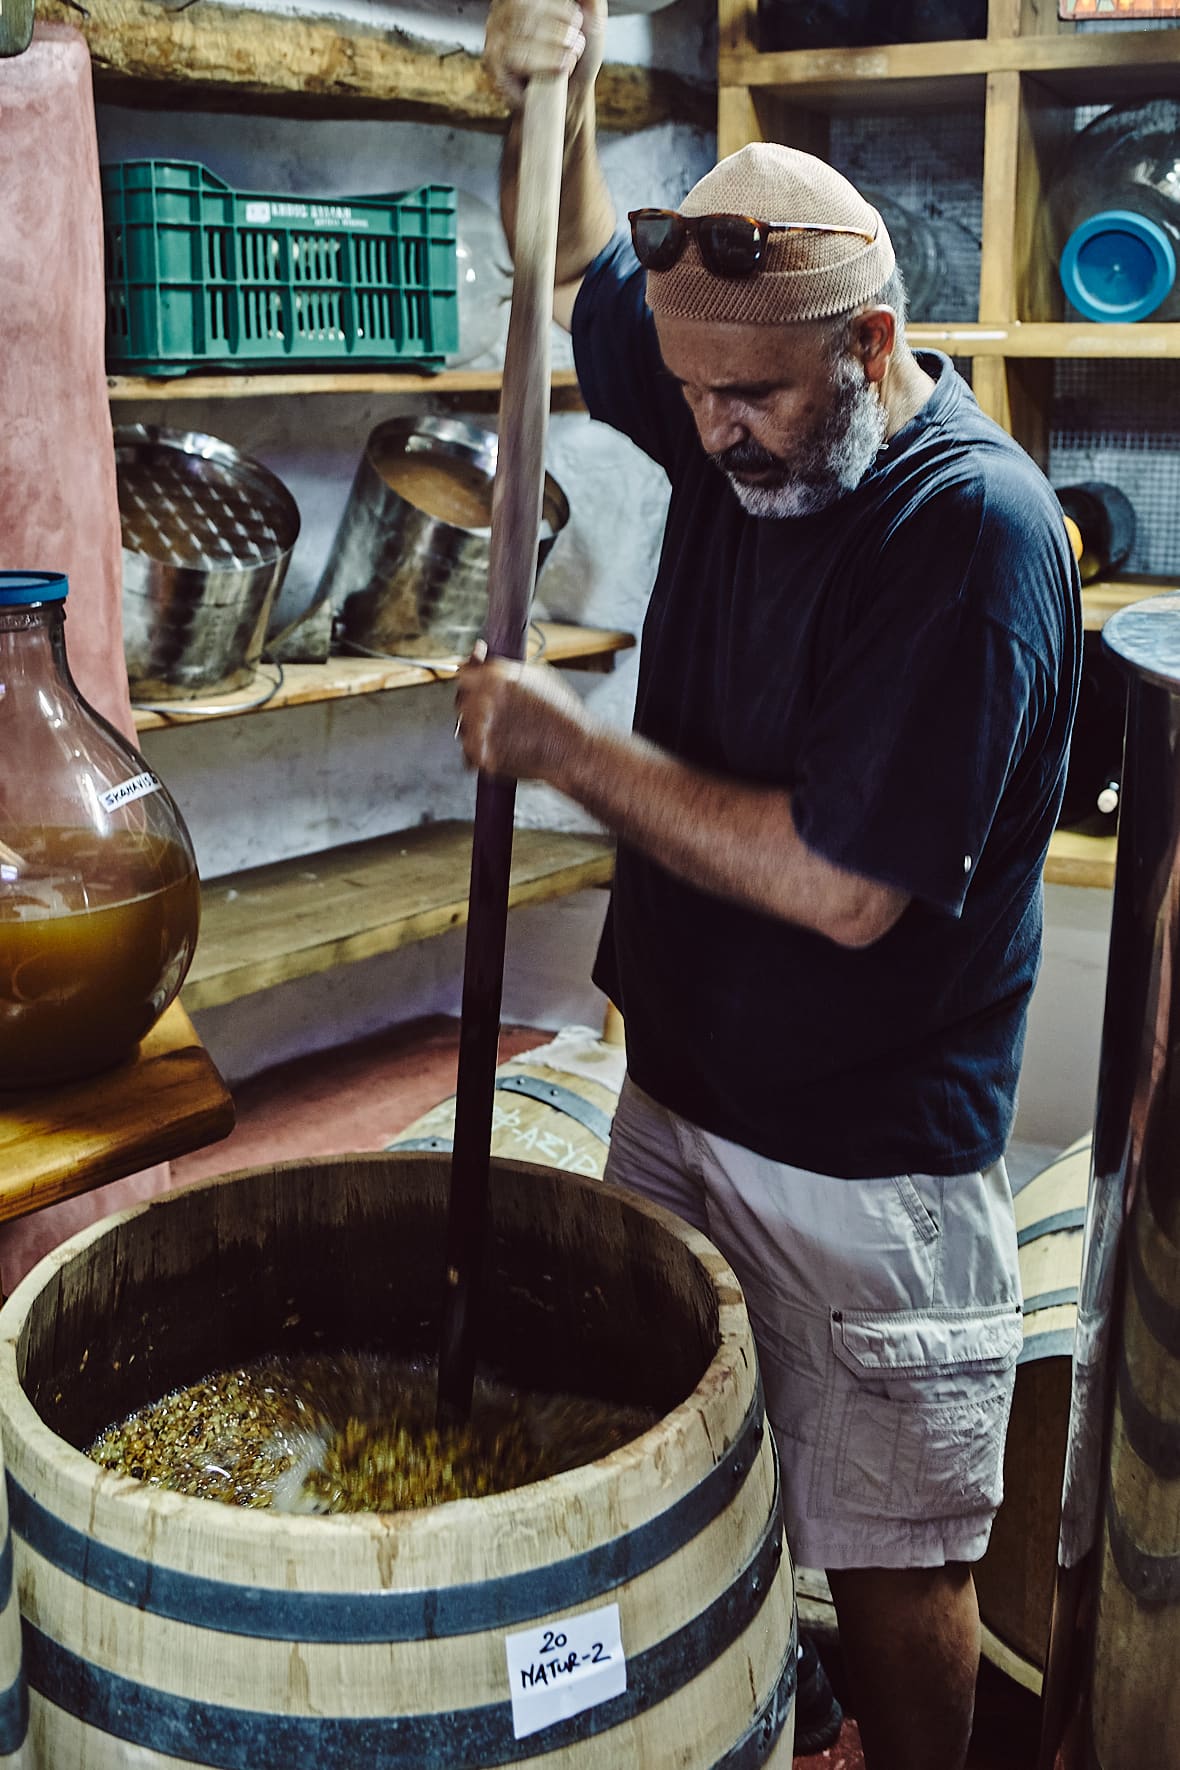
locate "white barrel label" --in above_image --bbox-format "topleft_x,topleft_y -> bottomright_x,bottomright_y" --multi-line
505,1602 -> 626,1739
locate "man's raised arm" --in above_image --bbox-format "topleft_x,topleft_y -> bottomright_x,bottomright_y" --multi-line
485,0 -> 617,327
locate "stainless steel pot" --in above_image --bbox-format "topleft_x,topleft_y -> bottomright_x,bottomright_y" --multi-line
322,415 -> 569,660
116,425 -> 301,700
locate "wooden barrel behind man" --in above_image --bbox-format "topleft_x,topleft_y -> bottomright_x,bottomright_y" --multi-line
975,1133 -> 1092,1691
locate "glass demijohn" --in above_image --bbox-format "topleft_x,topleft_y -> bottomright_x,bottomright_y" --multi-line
0,572 -> 200,1088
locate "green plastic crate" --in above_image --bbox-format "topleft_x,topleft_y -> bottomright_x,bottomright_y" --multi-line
102,160 -> 459,376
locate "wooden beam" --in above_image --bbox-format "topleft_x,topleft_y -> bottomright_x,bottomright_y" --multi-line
40,0 -> 712,131
0,1003 -> 234,1225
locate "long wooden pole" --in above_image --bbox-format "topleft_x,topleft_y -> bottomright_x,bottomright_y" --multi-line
437,71 -> 570,1424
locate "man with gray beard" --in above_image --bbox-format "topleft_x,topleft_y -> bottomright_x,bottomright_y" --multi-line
458,5 -> 1081,1767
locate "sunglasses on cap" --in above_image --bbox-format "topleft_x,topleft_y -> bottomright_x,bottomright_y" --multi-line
628,208 -> 878,279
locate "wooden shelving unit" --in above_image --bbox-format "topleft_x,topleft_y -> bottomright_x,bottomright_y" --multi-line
132,622 -> 635,732
1044,827 -> 1116,892
185,821 -> 614,1011
718,0 -> 1172,891
108,367 -> 587,412
717,5 -> 1180,446
720,26 -> 1180,107
1079,576 -> 1175,634
0,1003 -> 234,1223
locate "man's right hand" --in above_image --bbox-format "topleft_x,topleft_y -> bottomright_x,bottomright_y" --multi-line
484,0 -> 607,109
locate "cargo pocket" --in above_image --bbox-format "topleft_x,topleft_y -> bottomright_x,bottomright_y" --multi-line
812,1304 -> 1023,1523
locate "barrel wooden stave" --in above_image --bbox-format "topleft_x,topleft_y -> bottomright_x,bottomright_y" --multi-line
0,1153 -> 795,1769
11,1424 -> 781,1716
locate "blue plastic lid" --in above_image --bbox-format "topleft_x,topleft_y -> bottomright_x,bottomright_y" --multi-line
1061,210 -> 1176,323
0,572 -> 68,606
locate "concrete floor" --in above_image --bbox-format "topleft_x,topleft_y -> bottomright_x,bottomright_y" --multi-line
177,1014 -> 1044,1769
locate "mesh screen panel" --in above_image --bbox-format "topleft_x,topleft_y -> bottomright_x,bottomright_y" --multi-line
1050,360 -> 1180,576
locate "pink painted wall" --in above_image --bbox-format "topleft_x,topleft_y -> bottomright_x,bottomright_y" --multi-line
0,22 -> 134,742
0,24 -> 176,1292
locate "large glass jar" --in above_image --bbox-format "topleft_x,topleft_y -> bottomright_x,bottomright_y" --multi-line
1048,99 -> 1180,323
0,572 -> 200,1089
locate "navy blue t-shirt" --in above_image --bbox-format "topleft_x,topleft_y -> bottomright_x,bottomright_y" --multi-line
573,236 -> 1081,1180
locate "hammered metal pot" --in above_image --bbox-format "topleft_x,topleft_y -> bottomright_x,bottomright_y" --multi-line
323,415 -> 569,660
116,426 -> 301,700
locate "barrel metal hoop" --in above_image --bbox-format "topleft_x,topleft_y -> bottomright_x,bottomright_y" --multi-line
1017,1328 -> 1078,1366
1021,1287 -> 1079,1317
1017,1209 -> 1087,1249
493,1076 -> 615,1144
712,1599 -> 797,1770
0,1665 -> 28,1759
1105,1489 -> 1180,1605
391,1079 -> 615,1156
8,1386 -> 764,1644
1127,1212 -> 1180,1359
20,1448 -> 786,1769
1115,1346 -> 1180,1479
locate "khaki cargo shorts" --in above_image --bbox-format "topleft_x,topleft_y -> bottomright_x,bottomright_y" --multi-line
604,1077 -> 1023,1572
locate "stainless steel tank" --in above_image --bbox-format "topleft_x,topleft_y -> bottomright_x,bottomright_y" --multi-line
321,415 -> 569,661
117,425 -> 301,701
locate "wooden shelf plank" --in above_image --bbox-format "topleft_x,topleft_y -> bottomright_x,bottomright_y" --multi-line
721,28 -> 1180,101
185,822 -> 615,1011
1044,828 -> 1116,891
108,367 -> 587,408
1081,577 -> 1175,633
908,322 -> 1180,358
0,1003 -> 235,1226
106,334 -> 1180,394
132,623 -> 635,733
40,0 -> 711,130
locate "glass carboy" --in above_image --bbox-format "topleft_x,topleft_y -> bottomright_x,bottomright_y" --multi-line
0,572 -> 200,1088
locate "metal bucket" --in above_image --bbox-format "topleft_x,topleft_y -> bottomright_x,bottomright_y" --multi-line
116,425 -> 301,700
322,415 -> 569,660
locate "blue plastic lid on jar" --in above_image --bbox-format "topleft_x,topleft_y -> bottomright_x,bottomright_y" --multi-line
1060,209 -> 1177,323
0,572 -> 68,606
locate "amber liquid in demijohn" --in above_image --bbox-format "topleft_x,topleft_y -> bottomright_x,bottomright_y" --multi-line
0,826 -> 200,1088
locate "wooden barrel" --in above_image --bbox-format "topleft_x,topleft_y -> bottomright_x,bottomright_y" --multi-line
975,1133 -> 1091,1693
1089,1162 -> 1180,1768
390,1029 -> 623,1179
0,1153 -> 795,1769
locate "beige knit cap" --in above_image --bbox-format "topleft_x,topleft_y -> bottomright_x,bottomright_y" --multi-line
645,143 -> 895,325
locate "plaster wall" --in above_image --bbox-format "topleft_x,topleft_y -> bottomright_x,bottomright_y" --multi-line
100,0 -> 713,1080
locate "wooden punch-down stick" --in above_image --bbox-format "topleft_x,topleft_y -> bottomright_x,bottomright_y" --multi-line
437,70 -> 570,1424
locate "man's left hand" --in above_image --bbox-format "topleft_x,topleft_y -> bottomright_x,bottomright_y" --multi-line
454,641 -> 592,783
